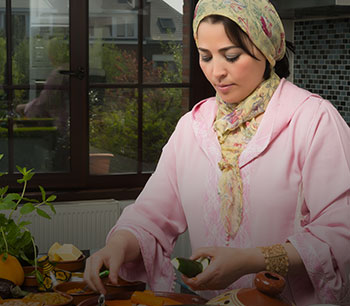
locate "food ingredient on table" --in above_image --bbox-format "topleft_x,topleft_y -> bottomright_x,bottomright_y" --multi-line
22,292 -> 71,305
0,254 -> 25,286
0,300 -> 42,305
48,242 -> 82,261
0,278 -> 15,299
105,290 -> 182,306
171,257 -> 210,278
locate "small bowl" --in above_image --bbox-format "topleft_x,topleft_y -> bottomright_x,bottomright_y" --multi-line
23,292 -> 73,306
23,266 -> 43,287
52,255 -> 86,272
53,281 -> 99,306
103,277 -> 146,295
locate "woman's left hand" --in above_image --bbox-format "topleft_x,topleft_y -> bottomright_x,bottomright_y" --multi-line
182,246 -> 264,291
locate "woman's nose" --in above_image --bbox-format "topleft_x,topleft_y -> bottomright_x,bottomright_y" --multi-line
212,58 -> 227,79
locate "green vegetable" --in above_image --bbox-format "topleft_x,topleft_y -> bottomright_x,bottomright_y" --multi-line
0,278 -> 15,299
171,257 -> 210,278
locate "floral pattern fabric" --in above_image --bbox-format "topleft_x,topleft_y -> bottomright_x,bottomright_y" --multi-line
214,72 -> 280,237
193,0 -> 286,66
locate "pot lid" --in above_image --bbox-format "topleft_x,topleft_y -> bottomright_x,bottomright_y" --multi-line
207,271 -> 293,306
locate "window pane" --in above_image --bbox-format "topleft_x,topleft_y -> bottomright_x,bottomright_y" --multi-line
142,87 -> 186,172
0,2 -> 5,85
12,0 -> 69,85
89,88 -> 138,174
0,93 -> 8,172
89,0 -> 138,84
14,89 -> 70,173
2,0 -> 70,174
144,0 -> 188,83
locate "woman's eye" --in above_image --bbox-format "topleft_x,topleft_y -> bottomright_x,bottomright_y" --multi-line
200,56 -> 211,62
226,55 -> 240,62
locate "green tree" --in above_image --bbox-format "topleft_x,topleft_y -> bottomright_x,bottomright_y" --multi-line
89,42 -> 183,170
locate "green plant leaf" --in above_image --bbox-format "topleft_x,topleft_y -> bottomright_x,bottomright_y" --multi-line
0,186 -> 9,197
18,221 -> 32,227
46,202 -> 56,214
23,171 -> 35,182
22,197 -> 39,203
16,165 -> 24,174
0,201 -> 17,210
35,208 -> 51,219
16,166 -> 35,183
39,186 -> 46,201
47,195 -> 56,202
4,193 -> 21,201
20,203 -> 36,215
0,163 -> 55,272
35,269 -> 44,284
2,252 -> 8,261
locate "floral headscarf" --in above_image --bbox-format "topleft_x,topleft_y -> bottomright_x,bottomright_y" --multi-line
192,0 -> 285,237
193,0 -> 286,67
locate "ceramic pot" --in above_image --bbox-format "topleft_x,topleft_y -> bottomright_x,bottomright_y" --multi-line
208,271 -> 294,306
89,153 -> 114,175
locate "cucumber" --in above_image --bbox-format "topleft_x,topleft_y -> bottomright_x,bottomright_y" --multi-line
171,257 -> 210,278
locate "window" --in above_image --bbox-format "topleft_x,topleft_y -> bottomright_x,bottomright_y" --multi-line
1,0 -> 213,200
157,18 -> 176,33
127,0 -> 136,8
114,14 -> 137,38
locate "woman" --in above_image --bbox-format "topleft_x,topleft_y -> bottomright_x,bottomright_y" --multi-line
84,1 -> 350,305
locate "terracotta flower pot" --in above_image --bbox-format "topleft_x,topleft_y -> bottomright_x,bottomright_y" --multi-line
89,153 -> 114,175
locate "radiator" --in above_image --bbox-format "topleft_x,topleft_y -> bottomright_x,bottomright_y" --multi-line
22,199 -> 121,254
20,198 -> 191,259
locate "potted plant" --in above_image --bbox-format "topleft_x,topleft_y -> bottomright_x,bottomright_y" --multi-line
0,153 -> 56,287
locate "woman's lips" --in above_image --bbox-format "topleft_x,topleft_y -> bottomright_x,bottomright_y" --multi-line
216,83 -> 234,93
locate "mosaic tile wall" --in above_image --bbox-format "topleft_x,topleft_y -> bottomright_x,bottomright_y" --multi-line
293,18 -> 350,125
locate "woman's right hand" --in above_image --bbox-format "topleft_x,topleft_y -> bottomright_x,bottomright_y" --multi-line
83,230 -> 141,294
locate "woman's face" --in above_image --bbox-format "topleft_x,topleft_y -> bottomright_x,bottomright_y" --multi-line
197,21 -> 266,104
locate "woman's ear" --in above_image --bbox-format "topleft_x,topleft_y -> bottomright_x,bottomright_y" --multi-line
263,59 -> 271,80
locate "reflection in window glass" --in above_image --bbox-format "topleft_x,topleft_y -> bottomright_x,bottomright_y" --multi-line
0,93 -> 8,172
89,0 -> 138,84
0,2 -> 5,86
142,88 -> 184,172
13,89 -> 70,173
88,0 -> 190,175
12,0 -> 69,86
144,0 -> 185,83
1,0 -> 71,173
89,88 -> 138,174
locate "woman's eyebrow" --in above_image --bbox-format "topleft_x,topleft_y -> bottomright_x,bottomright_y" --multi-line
198,46 -> 240,52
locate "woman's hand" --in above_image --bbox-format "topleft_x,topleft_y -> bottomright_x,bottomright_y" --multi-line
182,247 -> 265,291
83,230 -> 141,294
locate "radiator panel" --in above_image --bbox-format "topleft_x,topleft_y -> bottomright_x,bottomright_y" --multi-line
18,198 -> 191,260
22,199 -> 121,253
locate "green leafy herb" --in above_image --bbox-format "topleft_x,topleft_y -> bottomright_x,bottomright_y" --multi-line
0,154 -> 56,285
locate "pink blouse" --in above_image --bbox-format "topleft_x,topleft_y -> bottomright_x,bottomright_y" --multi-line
108,79 -> 350,306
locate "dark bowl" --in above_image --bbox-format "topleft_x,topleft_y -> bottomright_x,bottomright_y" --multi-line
18,292 -> 74,306
77,291 -> 208,306
102,277 -> 146,296
53,277 -> 145,305
52,255 -> 86,272
23,266 -> 44,287
53,281 -> 99,306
